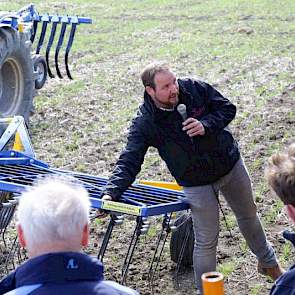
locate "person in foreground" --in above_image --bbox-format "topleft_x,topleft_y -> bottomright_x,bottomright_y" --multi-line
101,61 -> 284,294
0,176 -> 138,295
266,143 -> 295,295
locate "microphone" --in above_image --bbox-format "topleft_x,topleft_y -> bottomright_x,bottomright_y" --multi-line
177,104 -> 194,144
177,104 -> 187,121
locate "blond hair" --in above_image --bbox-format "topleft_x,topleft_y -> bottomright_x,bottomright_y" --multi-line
266,143 -> 295,205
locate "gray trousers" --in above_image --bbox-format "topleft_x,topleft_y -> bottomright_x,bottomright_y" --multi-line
183,157 -> 278,293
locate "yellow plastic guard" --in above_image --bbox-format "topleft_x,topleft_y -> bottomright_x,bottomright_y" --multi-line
202,272 -> 224,295
102,200 -> 141,216
13,132 -> 24,151
18,23 -> 25,33
138,180 -> 182,191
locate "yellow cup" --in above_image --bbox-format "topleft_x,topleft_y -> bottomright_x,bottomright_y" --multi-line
202,271 -> 224,295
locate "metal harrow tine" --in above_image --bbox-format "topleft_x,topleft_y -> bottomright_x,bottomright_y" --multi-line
65,16 -> 78,80
55,15 -> 69,79
30,20 -> 38,43
35,14 -> 49,54
148,213 -> 172,294
45,15 -> 59,78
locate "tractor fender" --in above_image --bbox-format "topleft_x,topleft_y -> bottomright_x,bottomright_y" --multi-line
0,24 -> 17,29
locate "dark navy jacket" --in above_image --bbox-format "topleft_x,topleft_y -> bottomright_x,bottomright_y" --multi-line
104,78 -> 240,200
270,231 -> 295,295
0,252 -> 138,295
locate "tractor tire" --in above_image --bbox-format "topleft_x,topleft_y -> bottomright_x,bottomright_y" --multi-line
0,27 -> 34,123
170,212 -> 194,267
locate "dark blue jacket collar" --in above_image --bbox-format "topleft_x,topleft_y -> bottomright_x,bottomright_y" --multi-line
14,252 -> 104,287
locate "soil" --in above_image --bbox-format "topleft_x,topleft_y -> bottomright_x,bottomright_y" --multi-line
1,49 -> 294,295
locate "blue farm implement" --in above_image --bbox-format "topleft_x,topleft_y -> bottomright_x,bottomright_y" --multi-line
0,116 -> 193,290
0,4 -> 92,122
0,149 -> 191,288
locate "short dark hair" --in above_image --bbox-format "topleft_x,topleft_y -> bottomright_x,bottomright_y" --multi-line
266,143 -> 295,205
140,62 -> 171,89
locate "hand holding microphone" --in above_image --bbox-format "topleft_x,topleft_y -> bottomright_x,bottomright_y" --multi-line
183,117 -> 205,137
177,104 -> 205,139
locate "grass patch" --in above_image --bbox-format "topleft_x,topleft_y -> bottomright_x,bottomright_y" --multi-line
264,200 -> 284,224
250,284 -> 264,295
217,260 -> 237,277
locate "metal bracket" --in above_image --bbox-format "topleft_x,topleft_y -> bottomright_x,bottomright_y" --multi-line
121,216 -> 150,285
97,214 -> 124,262
0,116 -> 35,157
174,216 -> 193,288
148,213 -> 173,293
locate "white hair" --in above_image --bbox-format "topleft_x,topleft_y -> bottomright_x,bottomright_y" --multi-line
17,176 -> 90,249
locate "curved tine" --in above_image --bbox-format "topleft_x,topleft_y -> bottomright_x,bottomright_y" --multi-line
1,202 -> 11,208
8,199 -> 18,205
65,21 -> 78,80
0,192 -> 7,203
13,199 -> 20,206
12,197 -> 19,204
30,20 -> 38,44
46,16 -> 59,78
55,16 -> 69,79
4,235 -> 18,273
0,203 -> 15,248
36,14 -> 49,55
0,206 -> 5,230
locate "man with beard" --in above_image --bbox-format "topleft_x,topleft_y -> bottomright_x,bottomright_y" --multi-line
102,62 -> 283,294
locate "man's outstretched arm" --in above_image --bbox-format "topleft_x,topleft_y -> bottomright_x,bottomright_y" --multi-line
102,116 -> 150,201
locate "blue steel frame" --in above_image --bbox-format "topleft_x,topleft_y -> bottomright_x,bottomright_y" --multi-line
0,4 -> 92,29
0,151 -> 189,217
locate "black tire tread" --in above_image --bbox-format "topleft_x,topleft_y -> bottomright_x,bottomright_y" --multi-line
0,27 -> 34,123
170,212 -> 194,267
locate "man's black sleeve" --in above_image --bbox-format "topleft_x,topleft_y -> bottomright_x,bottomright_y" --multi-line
197,81 -> 237,134
102,116 -> 149,201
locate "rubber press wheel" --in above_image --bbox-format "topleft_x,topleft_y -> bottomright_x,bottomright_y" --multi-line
170,212 -> 194,267
33,54 -> 47,90
0,27 -> 34,123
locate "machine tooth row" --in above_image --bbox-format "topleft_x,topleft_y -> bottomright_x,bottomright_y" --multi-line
0,117 -> 191,290
1,3 -> 92,81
